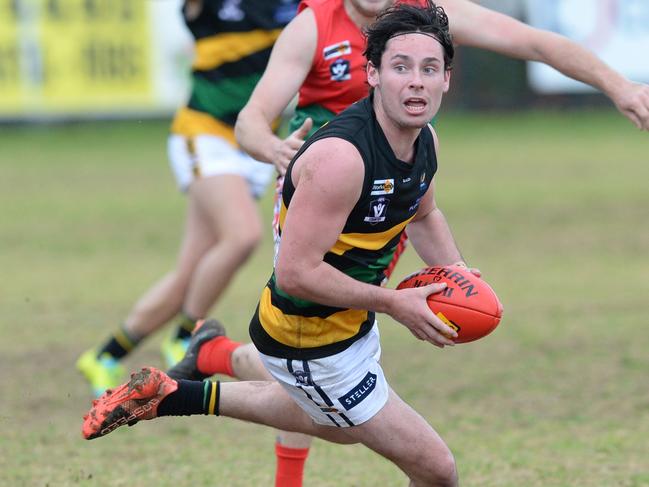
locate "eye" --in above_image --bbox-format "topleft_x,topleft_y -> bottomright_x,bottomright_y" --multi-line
393,64 -> 408,73
423,66 -> 438,75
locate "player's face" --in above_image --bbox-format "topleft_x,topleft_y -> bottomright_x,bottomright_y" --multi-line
367,33 -> 450,130
346,0 -> 394,18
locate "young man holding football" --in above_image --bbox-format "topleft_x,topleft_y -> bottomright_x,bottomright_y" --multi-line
152,1 -> 649,484
83,3 -> 473,485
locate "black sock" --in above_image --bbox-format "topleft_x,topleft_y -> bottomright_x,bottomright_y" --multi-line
158,380 -> 220,416
97,326 -> 140,360
174,312 -> 199,340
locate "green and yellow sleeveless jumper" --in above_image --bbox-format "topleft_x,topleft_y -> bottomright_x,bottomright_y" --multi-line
250,96 -> 437,359
171,0 -> 298,145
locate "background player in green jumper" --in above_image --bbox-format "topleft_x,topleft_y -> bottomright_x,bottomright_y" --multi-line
84,4 -> 472,485
76,2 -> 314,486
76,0 -> 298,396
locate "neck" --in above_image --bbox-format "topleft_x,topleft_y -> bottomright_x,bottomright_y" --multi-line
372,94 -> 421,163
343,0 -> 378,29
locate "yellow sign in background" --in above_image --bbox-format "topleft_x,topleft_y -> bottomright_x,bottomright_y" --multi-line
0,0 -> 154,117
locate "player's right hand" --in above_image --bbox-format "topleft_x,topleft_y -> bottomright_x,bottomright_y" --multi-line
273,118 -> 313,176
388,283 -> 457,348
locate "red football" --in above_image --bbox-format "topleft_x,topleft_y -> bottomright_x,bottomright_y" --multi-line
396,264 -> 503,343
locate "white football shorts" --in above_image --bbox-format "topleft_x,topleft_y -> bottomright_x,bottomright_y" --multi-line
259,323 -> 389,427
168,134 -> 274,198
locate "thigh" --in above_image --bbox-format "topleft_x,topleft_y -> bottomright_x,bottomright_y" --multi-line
345,388 -> 454,481
190,173 -> 261,241
173,190 -> 217,277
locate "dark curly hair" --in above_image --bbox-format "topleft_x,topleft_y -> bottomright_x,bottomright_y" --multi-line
364,0 -> 454,70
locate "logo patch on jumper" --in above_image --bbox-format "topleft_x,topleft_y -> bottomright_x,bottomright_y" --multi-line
370,178 -> 394,196
291,368 -> 313,387
323,40 -> 351,60
218,0 -> 244,21
338,372 -> 377,411
364,197 -> 389,224
330,59 -> 351,81
274,2 -> 298,23
420,171 -> 427,190
408,196 -> 422,212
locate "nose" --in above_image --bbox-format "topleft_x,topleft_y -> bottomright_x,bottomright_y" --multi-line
409,70 -> 424,90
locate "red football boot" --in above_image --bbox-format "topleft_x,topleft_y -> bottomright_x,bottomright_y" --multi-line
82,367 -> 177,440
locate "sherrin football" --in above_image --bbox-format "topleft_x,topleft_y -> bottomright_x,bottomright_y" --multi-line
396,264 -> 503,343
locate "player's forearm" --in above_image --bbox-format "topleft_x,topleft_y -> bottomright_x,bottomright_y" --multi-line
275,260 -> 395,315
235,107 -> 283,164
450,1 -> 627,99
407,208 -> 464,266
527,30 -> 626,98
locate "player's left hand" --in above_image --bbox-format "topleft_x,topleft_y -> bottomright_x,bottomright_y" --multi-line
454,261 -> 481,278
611,81 -> 649,131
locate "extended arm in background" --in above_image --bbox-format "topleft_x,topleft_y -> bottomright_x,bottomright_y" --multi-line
235,8 -> 317,175
441,0 -> 649,131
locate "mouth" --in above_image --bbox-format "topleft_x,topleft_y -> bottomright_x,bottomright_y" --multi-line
403,98 -> 428,115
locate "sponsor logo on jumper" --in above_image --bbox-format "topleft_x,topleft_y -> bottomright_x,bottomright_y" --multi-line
330,58 -> 351,81
323,40 -> 351,60
338,372 -> 377,411
364,197 -> 389,224
219,0 -> 244,21
402,177 -> 412,183
274,1 -> 298,23
408,196 -> 422,212
370,178 -> 395,196
407,266 -> 479,298
419,171 -> 427,189
291,369 -> 313,387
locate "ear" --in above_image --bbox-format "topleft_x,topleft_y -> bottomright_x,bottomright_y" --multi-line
442,68 -> 451,93
367,61 -> 379,88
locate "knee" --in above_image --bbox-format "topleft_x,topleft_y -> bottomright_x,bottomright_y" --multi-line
434,450 -> 458,487
414,449 -> 458,487
231,343 -> 270,380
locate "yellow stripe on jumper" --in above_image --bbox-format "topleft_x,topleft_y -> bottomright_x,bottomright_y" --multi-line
259,287 -> 368,349
170,107 -> 237,145
330,216 -> 414,255
193,29 -> 282,71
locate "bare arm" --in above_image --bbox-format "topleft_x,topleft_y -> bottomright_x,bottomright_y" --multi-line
441,0 -> 649,130
276,138 -> 456,346
406,128 -> 465,266
235,8 -> 317,175
407,183 -> 464,267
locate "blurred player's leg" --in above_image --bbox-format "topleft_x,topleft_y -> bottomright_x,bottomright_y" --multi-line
77,192 -> 214,396
181,173 -> 262,321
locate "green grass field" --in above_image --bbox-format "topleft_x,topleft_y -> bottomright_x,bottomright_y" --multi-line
1,110 -> 648,487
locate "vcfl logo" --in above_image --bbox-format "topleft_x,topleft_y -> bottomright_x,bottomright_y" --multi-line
330,59 -> 350,81
364,197 -> 389,224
